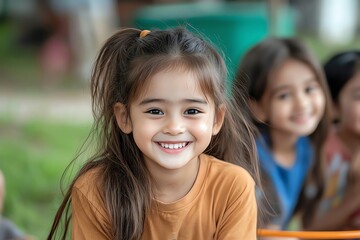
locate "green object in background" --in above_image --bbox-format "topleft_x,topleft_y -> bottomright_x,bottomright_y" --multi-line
133,2 -> 295,87
273,5 -> 296,37
0,0 -> 9,19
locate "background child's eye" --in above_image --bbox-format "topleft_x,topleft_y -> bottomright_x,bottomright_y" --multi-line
305,81 -> 321,94
184,109 -> 201,115
146,109 -> 164,115
352,93 -> 360,100
277,93 -> 290,100
305,86 -> 316,93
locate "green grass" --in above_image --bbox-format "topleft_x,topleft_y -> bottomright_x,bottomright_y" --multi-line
0,117 -> 92,239
0,20 -> 92,239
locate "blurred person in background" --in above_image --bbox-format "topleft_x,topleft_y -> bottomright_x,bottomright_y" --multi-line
19,0 -> 118,86
232,37 -> 332,238
36,0 -> 72,87
44,0 -> 118,82
303,51 -> 360,232
0,170 -> 31,240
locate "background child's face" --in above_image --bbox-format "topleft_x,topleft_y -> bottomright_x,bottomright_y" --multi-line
117,68 -> 224,173
256,58 -> 325,137
336,71 -> 360,136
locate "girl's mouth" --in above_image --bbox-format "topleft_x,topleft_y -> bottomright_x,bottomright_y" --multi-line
157,142 -> 189,149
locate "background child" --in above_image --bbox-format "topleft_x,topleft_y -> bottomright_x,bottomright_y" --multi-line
232,38 -> 332,232
0,170 -> 31,240
304,51 -> 360,231
47,27 -> 260,239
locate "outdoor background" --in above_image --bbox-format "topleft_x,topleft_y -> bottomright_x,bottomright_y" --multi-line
1,0 -> 360,239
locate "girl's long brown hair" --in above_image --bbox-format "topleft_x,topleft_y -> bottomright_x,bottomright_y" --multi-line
48,27 -> 260,240
232,38 -> 332,228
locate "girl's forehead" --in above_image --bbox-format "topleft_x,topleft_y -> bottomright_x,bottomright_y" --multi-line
268,58 -> 316,87
343,71 -> 360,89
134,67 -> 211,101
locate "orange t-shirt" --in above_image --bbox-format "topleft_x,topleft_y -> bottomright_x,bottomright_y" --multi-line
72,154 -> 257,239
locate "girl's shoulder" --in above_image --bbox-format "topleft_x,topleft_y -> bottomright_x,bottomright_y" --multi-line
201,155 -> 256,210
202,154 -> 255,188
73,165 -> 105,200
71,164 -> 111,234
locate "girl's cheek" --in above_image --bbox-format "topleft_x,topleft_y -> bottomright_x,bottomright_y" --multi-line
198,122 -> 211,133
348,104 -> 360,123
316,92 -> 326,113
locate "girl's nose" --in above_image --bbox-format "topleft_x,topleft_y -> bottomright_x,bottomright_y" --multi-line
163,117 -> 186,135
294,91 -> 309,110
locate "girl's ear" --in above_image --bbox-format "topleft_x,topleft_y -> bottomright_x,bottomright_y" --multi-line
114,103 -> 132,134
249,99 -> 267,123
212,104 -> 226,135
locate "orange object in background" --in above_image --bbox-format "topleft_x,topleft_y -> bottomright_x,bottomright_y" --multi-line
258,229 -> 360,239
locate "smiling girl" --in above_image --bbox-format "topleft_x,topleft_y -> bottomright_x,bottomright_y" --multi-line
233,38 -> 332,233
47,28 -> 260,240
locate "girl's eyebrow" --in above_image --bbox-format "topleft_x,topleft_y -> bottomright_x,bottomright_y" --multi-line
270,77 -> 318,94
269,85 -> 291,97
139,98 -> 208,105
271,85 -> 289,93
350,86 -> 360,93
303,78 -> 318,84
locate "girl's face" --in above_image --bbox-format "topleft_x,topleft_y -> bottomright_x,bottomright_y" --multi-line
255,58 -> 325,138
336,71 -> 360,136
115,68 -> 224,173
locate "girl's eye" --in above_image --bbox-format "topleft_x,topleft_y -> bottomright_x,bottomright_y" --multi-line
352,92 -> 360,100
305,81 -> 321,94
146,109 -> 164,115
184,108 -> 201,115
277,93 -> 290,100
305,85 -> 317,93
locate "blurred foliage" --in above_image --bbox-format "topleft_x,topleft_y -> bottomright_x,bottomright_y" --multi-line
0,117 -> 91,239
299,33 -> 360,63
0,22 -> 38,87
0,20 -> 83,91
0,18 -> 91,238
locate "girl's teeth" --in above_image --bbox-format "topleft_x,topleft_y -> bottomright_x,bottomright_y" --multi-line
160,143 -> 186,149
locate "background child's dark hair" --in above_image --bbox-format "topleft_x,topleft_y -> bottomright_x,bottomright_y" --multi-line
232,37 -> 332,228
48,27 -> 260,240
324,51 -> 360,104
